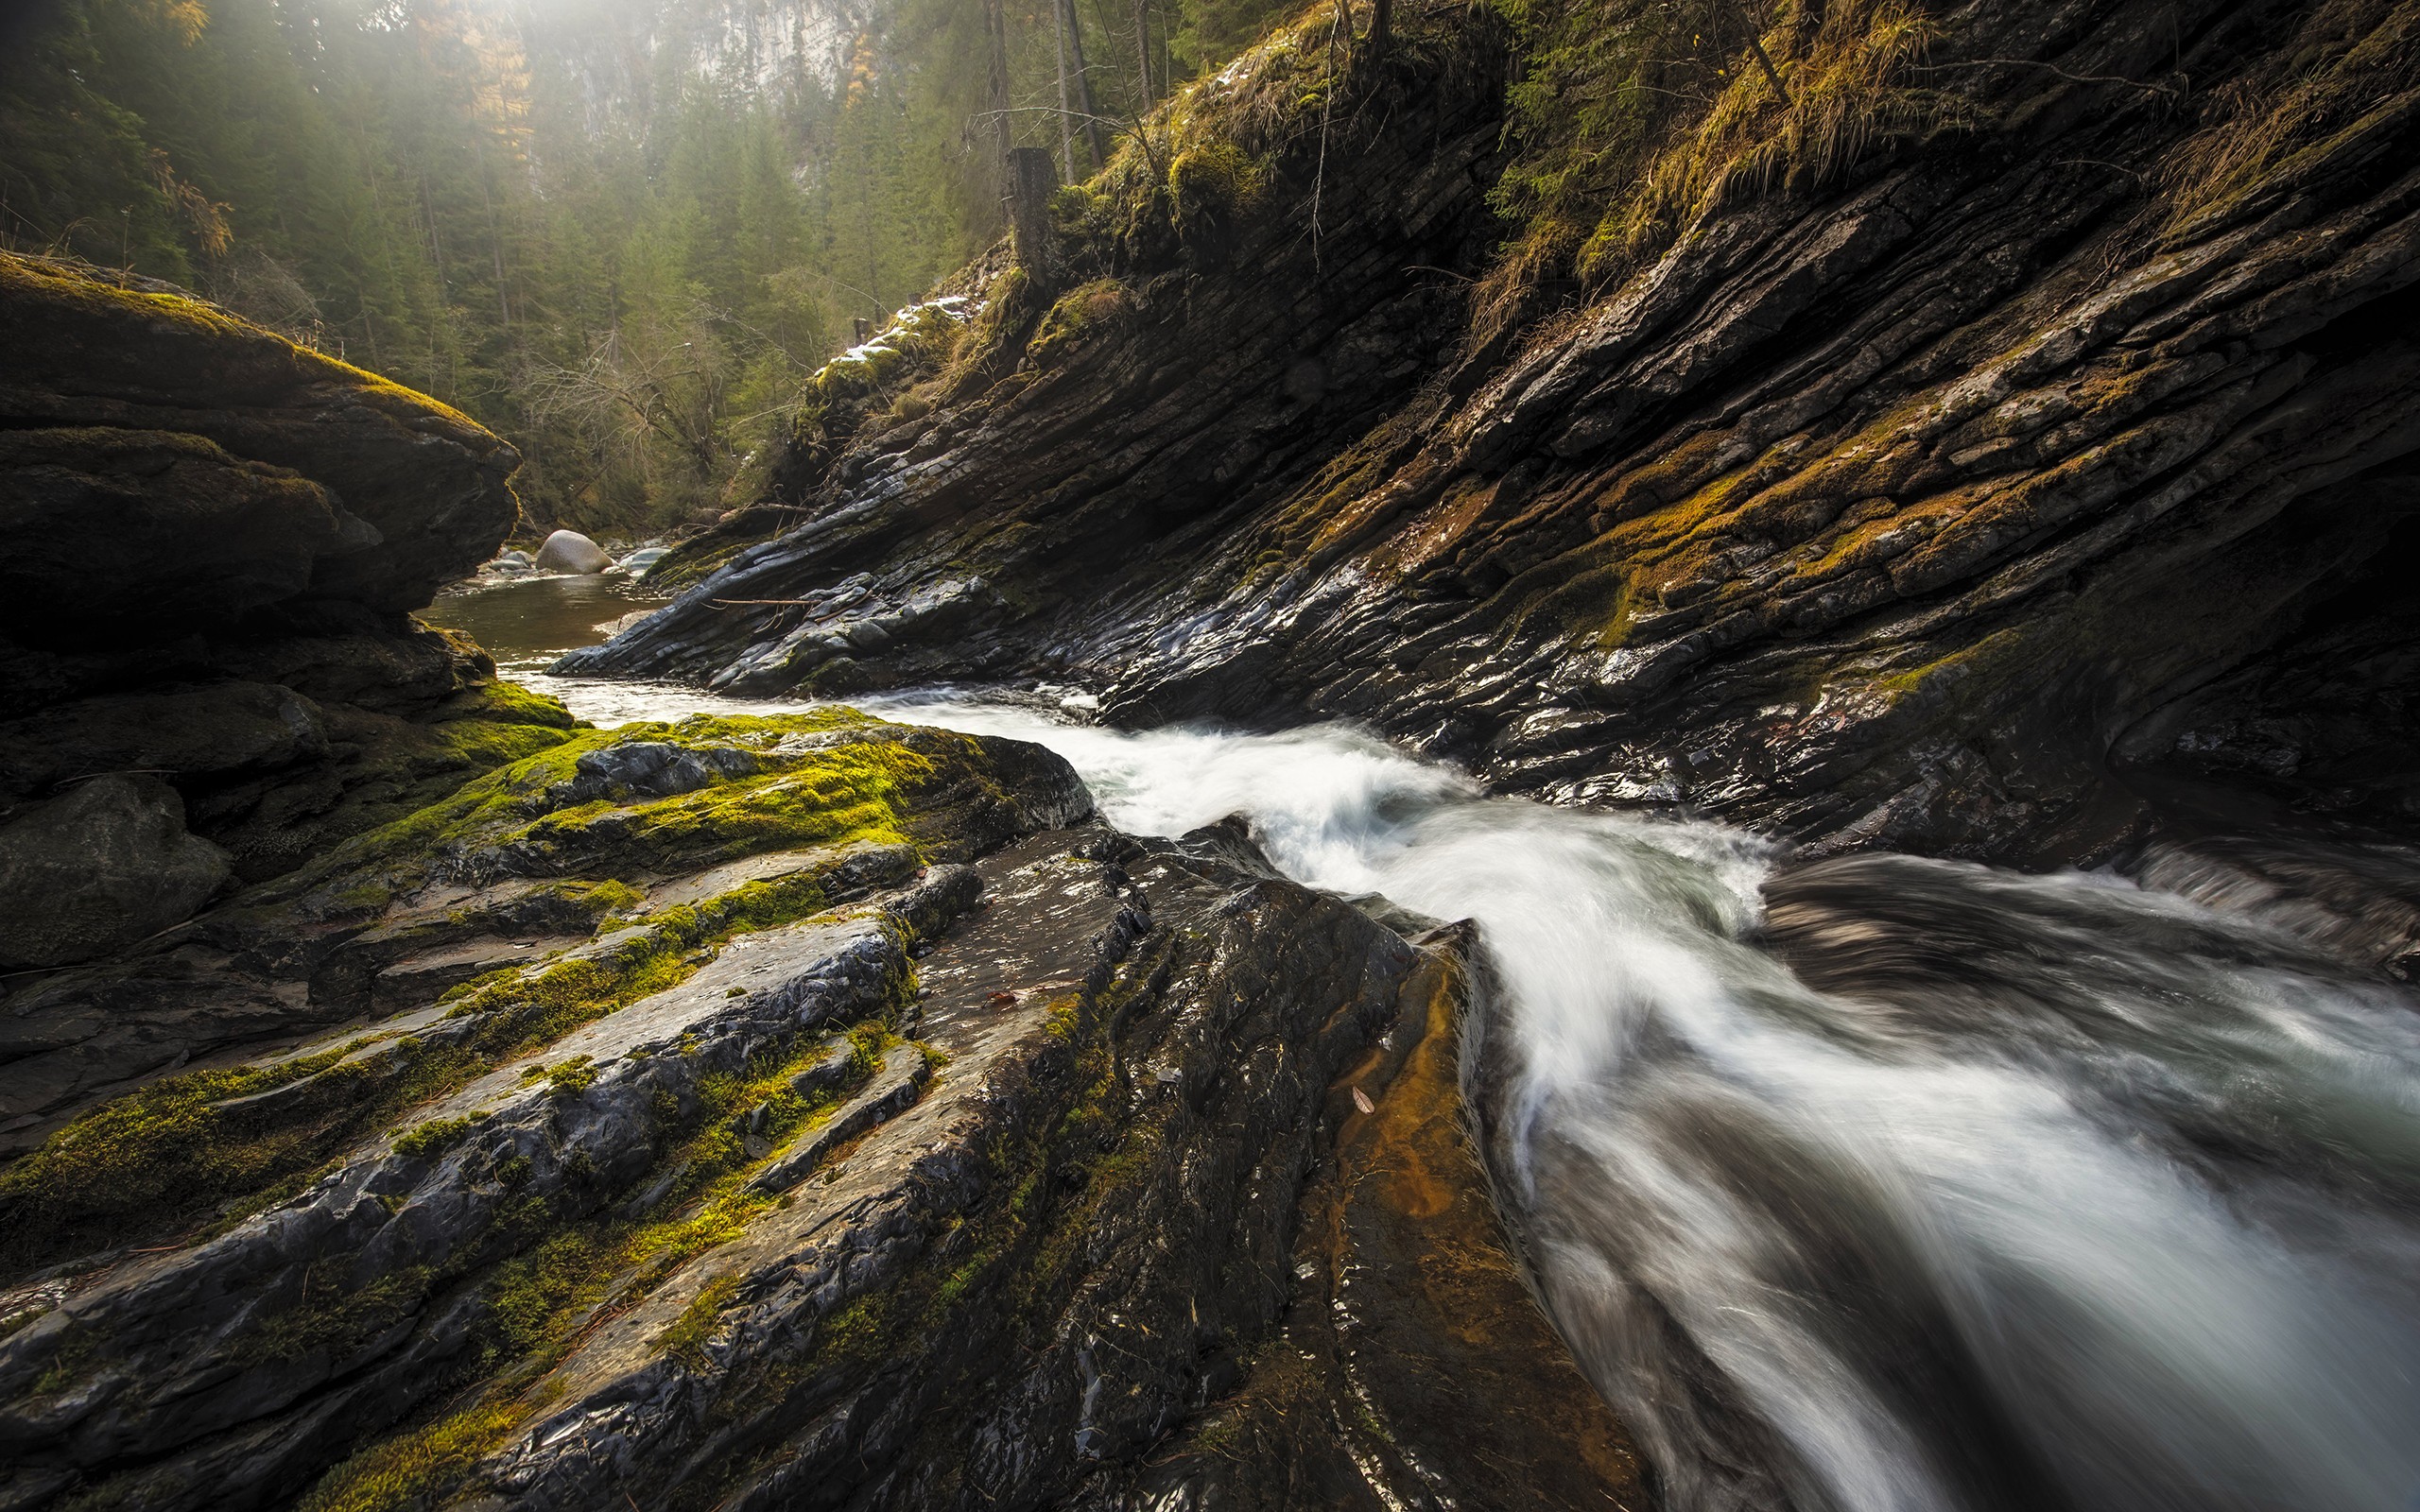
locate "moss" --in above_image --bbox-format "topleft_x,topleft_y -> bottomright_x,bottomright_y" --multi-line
294,1400 -> 526,1512
297,1018 -> 913,1509
542,1057 -> 598,1099
656,1275 -> 742,1367
1027,279 -> 1132,362
0,1045 -> 360,1271
1167,143 -> 1264,242
392,1114 -> 479,1160
0,861 -> 852,1275
242,1263 -> 433,1364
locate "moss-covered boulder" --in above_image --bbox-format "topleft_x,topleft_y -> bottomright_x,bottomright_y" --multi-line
0,253 -> 515,613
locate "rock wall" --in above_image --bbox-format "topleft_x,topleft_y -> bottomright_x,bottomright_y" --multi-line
572,0 -> 2420,865
0,253 -> 571,936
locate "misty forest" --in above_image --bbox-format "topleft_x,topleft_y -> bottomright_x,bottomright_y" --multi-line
3,0 -> 2419,1509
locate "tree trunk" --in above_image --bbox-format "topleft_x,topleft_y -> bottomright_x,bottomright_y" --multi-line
982,0 -> 1012,180
1006,146 -> 1060,282
1370,0 -> 1392,58
1063,0 -> 1107,172
1132,0 -> 1152,109
1051,0 -> 1078,182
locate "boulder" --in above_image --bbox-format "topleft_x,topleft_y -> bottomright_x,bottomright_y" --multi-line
0,681 -> 329,797
0,776 -> 229,968
533,529 -> 611,575
0,253 -> 517,611
614,545 -> 670,577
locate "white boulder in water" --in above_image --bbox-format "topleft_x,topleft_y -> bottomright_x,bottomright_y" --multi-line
615,546 -> 671,577
533,529 -> 612,575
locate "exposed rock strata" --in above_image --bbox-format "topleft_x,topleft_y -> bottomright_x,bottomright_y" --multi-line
572,0 -> 2420,864
0,714 -> 1621,1512
0,253 -> 569,945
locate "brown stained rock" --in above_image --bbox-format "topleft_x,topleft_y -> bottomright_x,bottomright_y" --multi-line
1108,935 -> 1650,1510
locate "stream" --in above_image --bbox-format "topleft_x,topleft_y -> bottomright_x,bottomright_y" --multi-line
425,576 -> 2420,1512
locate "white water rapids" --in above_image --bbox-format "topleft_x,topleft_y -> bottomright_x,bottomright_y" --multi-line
500,630 -> 2420,1511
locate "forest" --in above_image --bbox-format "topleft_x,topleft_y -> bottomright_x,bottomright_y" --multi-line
0,0 -> 1296,535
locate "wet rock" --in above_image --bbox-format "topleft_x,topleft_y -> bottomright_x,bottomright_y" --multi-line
0,716 -> 1610,1512
569,2 -> 2420,866
540,741 -> 759,810
0,777 -> 230,968
533,529 -> 611,575
1094,928 -> 1647,1510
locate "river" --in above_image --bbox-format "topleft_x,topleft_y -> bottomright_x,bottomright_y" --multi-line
425,575 -> 2420,1512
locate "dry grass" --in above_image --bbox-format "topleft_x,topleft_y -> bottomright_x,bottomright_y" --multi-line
2157,0 -> 2420,240
1594,1 -> 1973,269
1473,0 -> 1980,335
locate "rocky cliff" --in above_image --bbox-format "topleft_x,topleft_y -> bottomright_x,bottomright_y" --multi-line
0,252 -> 578,1144
570,0 -> 2420,866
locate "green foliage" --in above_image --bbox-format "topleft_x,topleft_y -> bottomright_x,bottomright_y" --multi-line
655,1275 -> 742,1366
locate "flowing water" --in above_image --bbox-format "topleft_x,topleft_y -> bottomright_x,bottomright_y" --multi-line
437,579 -> 2420,1512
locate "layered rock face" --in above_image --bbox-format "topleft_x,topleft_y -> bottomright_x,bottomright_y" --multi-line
0,713 -> 1635,1512
0,253 -> 572,925
572,0 -> 2420,864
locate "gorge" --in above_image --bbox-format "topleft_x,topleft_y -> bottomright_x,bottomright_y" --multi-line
5,0 -> 2420,1507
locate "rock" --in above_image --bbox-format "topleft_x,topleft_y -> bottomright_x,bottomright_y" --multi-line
0,252 -> 517,610
614,546 -> 670,577
564,2 -> 2420,867
0,710 -> 1088,1173
0,681 -> 329,797
0,254 -> 575,891
0,711 -> 1622,1512
533,529 -> 611,575
0,428 -> 362,647
0,777 -> 229,968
